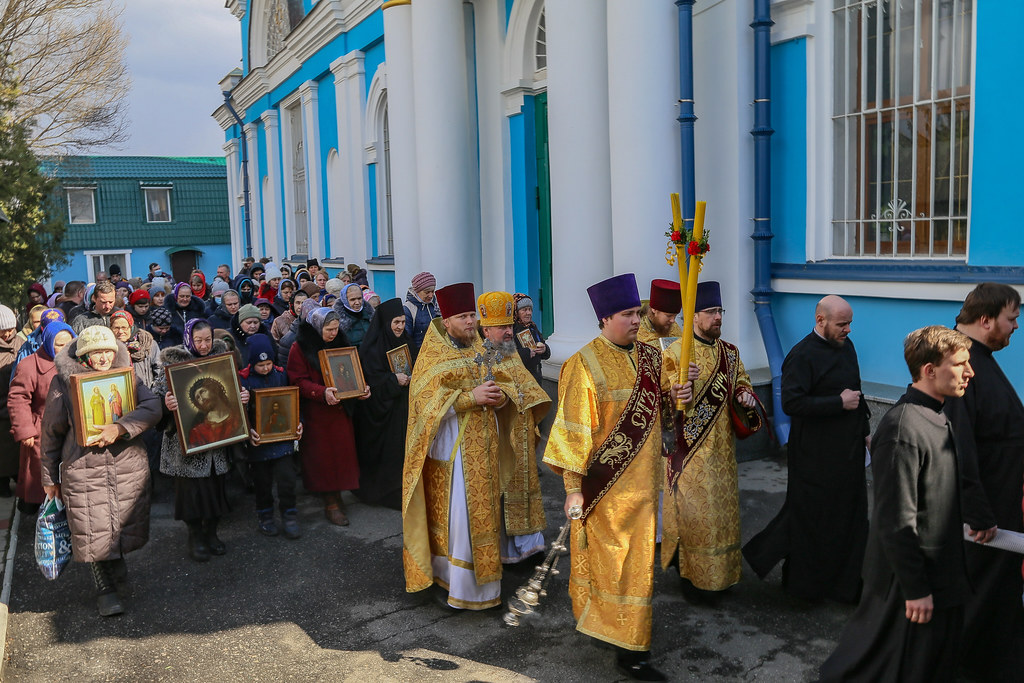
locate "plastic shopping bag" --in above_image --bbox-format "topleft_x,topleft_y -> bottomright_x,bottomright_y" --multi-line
35,495 -> 72,580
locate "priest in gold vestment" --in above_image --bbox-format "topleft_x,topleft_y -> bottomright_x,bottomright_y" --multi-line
543,273 -> 692,682
402,283 -> 550,610
637,278 -> 684,349
662,281 -> 756,602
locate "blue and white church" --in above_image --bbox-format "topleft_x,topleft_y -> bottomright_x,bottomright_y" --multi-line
215,0 -> 1024,407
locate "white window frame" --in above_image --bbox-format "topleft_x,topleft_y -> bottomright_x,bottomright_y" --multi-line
83,249 -> 133,283
143,186 -> 173,223
65,187 -> 96,224
830,0 -> 975,260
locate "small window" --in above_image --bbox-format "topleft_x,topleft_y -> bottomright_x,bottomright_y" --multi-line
67,188 -> 95,224
144,187 -> 172,223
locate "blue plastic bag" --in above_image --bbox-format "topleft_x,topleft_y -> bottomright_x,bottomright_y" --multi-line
35,495 -> 72,580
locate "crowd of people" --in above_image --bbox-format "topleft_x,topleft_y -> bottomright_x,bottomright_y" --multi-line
1,255 -> 1022,681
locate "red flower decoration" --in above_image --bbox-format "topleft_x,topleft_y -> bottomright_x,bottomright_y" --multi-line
687,241 -> 700,255
671,230 -> 682,242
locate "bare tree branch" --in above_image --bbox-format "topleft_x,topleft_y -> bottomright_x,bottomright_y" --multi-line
0,0 -> 130,153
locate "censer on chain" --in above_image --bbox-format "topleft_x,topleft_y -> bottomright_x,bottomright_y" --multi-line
502,504 -> 582,627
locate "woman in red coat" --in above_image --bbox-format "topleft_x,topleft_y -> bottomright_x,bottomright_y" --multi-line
8,322 -> 76,508
286,306 -> 370,526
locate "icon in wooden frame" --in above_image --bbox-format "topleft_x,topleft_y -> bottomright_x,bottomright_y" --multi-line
69,367 -> 137,447
318,347 -> 367,399
252,386 -> 300,444
386,344 -> 413,375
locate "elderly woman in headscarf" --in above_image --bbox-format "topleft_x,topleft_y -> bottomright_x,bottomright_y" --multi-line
354,298 -> 415,509
271,288 -> 308,342
164,282 -> 207,336
287,306 -> 370,526
109,311 -> 161,389
9,322 -> 75,510
512,293 -> 550,385
333,283 -> 373,347
42,325 -> 162,617
155,319 -> 244,563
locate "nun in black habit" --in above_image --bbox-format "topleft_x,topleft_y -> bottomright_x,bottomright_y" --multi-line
353,298 -> 416,509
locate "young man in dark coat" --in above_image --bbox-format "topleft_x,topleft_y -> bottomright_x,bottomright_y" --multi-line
943,282 -> 1023,679
743,294 -> 870,603
820,325 -> 995,682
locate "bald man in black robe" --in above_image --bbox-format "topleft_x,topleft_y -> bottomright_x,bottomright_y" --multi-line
744,295 -> 870,603
943,282 -> 1023,679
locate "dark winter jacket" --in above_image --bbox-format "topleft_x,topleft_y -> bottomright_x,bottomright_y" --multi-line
229,314 -> 277,367
207,303 -> 235,331
403,288 -> 439,352
163,294 -> 208,336
41,339 -> 161,562
147,324 -> 184,351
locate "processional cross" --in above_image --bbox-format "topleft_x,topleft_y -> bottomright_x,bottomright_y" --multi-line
473,338 -> 504,382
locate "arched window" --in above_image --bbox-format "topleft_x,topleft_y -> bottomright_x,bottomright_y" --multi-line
535,9 -> 547,72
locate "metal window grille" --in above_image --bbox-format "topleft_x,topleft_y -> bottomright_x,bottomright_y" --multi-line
831,0 -> 972,258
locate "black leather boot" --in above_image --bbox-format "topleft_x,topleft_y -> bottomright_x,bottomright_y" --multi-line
187,521 -> 210,562
109,557 -> 128,586
204,518 -> 226,555
91,562 -> 124,617
615,648 -> 667,682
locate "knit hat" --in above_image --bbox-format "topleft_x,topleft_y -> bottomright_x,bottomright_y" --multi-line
150,277 -> 169,294
237,303 -> 261,323
149,307 -> 173,327
306,258 -> 320,269
514,294 -> 533,310
76,325 -> 118,357
363,289 -> 377,303
108,264 -> 121,276
247,334 -> 275,369
128,289 -> 150,305
325,278 -> 344,297
210,280 -> 230,298
264,263 -> 282,281
0,305 -> 16,330
300,282 -> 320,298
411,272 -> 436,292
254,297 -> 273,309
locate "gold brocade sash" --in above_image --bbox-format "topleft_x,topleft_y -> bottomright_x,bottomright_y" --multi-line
580,341 -> 661,523
668,340 -> 738,488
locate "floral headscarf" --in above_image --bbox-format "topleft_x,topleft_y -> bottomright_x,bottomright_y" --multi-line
183,317 -> 211,357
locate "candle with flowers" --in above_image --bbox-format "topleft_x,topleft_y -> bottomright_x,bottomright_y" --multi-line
665,200 -> 710,409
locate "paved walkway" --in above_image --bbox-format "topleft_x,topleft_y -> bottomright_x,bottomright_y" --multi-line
1,457 -> 853,681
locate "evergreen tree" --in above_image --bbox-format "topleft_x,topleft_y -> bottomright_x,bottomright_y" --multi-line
0,72 -> 68,315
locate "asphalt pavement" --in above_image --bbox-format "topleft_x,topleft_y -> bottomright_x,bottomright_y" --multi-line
2,451 -> 854,682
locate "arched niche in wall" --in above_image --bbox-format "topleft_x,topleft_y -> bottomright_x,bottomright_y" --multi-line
248,0 -> 309,70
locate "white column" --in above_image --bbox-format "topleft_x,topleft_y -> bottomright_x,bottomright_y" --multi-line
330,51 -> 370,265
243,122 -> 264,256
261,110 -> 283,262
383,0 -> 421,293
411,0 -> 480,287
223,140 -> 244,268
607,0 -> 681,288
471,0 -> 510,292
300,81 -> 325,259
544,0 -> 614,363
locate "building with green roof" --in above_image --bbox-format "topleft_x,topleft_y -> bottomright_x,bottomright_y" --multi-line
46,156 -> 232,285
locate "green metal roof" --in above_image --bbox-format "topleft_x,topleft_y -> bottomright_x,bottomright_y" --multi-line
44,156 -> 227,179
47,156 -> 231,251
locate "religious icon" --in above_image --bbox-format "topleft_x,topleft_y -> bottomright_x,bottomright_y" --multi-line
318,347 -> 367,400
251,386 -> 300,444
164,352 -> 250,455
515,329 -> 537,351
386,344 -> 412,375
69,367 -> 137,447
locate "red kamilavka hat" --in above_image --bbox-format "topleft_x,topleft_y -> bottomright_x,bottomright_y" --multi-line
436,282 -> 476,319
649,278 -> 682,315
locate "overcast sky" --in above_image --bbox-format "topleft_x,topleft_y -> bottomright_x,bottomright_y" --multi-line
114,0 -> 241,156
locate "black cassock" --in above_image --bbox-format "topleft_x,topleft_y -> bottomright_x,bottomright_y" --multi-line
743,331 -> 870,603
353,299 -> 415,510
943,335 -> 1024,679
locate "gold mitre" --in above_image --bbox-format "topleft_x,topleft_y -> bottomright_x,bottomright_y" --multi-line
477,291 -> 515,327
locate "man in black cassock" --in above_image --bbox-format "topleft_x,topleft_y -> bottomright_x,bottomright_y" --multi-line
820,325 -> 994,682
943,282 -> 1023,679
743,295 -> 869,603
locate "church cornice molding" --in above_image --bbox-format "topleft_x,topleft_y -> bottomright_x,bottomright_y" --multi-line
233,0 -> 379,117
226,0 -> 248,20
212,103 -> 241,132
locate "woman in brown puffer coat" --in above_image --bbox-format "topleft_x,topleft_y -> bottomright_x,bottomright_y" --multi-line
41,325 -> 161,618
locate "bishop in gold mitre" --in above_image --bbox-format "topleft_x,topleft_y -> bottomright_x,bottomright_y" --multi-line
402,283 -> 549,610
543,273 -> 693,681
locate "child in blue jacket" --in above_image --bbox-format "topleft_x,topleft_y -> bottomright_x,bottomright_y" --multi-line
239,334 -> 302,538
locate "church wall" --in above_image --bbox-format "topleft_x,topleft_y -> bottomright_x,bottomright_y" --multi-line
769,38 -> 807,266
506,95 -> 540,305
